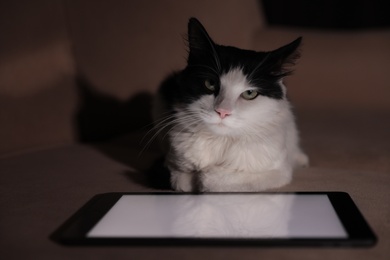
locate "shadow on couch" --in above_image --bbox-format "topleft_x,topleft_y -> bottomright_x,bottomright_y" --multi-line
74,75 -> 171,190
75,76 -> 152,143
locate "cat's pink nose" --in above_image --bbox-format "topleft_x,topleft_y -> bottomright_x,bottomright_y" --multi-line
215,108 -> 231,119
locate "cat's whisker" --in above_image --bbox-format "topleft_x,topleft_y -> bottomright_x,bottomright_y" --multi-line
139,110 -> 174,130
188,64 -> 220,76
140,114 -> 175,143
248,53 -> 271,81
139,110 -> 202,156
138,113 -> 179,156
166,117 -> 203,141
139,121 -> 175,157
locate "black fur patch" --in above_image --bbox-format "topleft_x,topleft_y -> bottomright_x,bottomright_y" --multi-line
159,18 -> 301,107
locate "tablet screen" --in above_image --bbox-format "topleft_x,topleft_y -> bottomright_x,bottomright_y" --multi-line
87,194 -> 348,239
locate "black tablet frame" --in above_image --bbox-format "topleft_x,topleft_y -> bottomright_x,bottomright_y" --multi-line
50,192 -> 377,247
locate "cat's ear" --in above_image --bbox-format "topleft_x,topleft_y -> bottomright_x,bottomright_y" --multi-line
187,18 -> 219,68
266,37 -> 302,77
187,18 -> 214,52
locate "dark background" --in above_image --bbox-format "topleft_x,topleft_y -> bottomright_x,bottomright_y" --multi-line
262,0 -> 390,29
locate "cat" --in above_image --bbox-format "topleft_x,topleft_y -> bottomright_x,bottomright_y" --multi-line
151,18 -> 308,192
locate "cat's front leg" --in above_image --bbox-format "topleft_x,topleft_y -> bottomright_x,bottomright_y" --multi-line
294,151 -> 309,168
170,171 -> 197,192
200,169 -> 292,192
200,171 -> 245,192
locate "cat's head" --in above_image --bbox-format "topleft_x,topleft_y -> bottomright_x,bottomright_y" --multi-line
175,18 -> 301,137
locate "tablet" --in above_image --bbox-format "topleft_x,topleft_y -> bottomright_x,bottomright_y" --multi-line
51,192 -> 377,247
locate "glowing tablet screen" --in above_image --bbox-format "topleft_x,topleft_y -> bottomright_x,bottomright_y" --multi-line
87,194 -> 348,239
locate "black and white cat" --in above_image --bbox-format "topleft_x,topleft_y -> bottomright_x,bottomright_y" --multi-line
152,18 -> 308,192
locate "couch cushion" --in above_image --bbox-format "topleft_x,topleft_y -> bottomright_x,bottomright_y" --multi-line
66,0 -> 262,99
0,1 -> 76,155
253,28 -> 390,112
1,111 -> 389,259
0,0 -> 262,156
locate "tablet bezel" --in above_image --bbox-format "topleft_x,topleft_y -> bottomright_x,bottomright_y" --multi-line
50,192 -> 377,247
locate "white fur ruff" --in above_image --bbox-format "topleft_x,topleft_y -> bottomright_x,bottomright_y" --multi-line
153,69 -> 308,192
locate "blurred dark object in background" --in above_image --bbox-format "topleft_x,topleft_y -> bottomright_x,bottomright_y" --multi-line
262,0 -> 390,29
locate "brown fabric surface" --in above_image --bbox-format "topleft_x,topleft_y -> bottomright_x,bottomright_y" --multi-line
1,111 -> 389,259
0,0 -> 76,155
253,28 -> 390,112
66,0 -> 262,99
1,1 -> 389,259
0,0 -> 262,155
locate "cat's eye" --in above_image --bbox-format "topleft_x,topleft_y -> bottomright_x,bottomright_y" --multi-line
241,90 -> 259,100
204,79 -> 216,92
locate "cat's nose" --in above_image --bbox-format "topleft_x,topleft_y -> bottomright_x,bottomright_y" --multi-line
215,108 -> 231,119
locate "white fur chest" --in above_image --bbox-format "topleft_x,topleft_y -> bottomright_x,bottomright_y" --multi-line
171,128 -> 287,173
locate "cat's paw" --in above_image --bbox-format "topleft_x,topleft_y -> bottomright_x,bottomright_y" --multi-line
200,171 -> 229,192
294,152 -> 309,168
171,171 -> 195,192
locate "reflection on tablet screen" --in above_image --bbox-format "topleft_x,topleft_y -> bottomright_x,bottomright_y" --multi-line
87,194 -> 348,239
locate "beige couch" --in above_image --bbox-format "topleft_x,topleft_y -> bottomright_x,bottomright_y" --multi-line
1,0 -> 389,259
